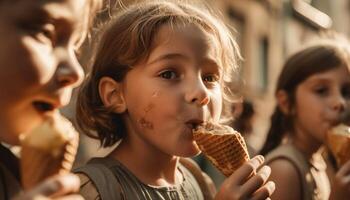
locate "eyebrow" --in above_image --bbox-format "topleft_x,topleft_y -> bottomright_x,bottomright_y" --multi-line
147,53 -> 190,65
147,52 -> 220,68
29,3 -> 77,25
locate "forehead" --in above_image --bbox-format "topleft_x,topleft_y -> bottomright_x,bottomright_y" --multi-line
3,0 -> 86,23
150,24 -> 221,64
302,65 -> 350,85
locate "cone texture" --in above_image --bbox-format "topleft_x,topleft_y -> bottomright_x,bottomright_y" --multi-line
20,115 -> 79,189
194,124 -> 249,177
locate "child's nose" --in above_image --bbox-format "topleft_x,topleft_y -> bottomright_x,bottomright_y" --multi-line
332,94 -> 346,112
55,48 -> 84,88
185,79 -> 210,106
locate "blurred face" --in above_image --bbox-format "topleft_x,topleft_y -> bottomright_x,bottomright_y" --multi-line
0,0 -> 86,144
120,25 -> 223,157
293,65 -> 350,145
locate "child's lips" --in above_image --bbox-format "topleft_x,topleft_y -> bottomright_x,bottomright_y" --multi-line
185,119 -> 204,131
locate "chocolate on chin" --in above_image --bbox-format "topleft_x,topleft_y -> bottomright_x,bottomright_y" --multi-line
326,123 -> 350,167
193,123 -> 250,177
19,113 -> 79,189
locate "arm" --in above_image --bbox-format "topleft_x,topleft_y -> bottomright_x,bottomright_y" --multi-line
215,155 -> 275,200
13,174 -> 83,200
268,159 -> 302,200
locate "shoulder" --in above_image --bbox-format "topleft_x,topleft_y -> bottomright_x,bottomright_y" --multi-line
74,158 -> 125,200
268,158 -> 302,200
179,158 -> 216,198
76,173 -> 101,200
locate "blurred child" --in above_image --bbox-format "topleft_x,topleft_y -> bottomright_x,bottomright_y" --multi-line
0,0 -> 101,199
260,34 -> 350,200
75,1 -> 275,199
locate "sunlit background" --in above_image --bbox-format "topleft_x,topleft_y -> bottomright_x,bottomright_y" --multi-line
58,0 -> 350,188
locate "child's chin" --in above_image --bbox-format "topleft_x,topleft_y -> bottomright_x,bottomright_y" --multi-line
178,147 -> 201,158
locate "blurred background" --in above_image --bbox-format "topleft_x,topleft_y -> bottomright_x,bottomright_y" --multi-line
59,0 -> 350,188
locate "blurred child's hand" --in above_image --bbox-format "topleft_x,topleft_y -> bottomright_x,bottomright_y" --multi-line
14,174 -> 83,200
215,155 -> 275,200
330,160 -> 350,200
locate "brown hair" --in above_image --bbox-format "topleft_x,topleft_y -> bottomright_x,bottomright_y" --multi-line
260,33 -> 350,155
87,0 -> 104,30
76,0 -> 242,147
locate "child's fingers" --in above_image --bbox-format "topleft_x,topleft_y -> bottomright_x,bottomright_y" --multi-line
28,174 -> 80,198
54,195 -> 84,200
18,194 -> 84,200
240,165 -> 271,195
230,155 -> 264,184
249,181 -> 275,200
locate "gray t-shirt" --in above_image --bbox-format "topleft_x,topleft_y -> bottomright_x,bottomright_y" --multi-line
77,157 -> 208,200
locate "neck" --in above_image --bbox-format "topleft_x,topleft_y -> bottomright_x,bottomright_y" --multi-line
109,137 -> 181,187
288,127 -> 322,159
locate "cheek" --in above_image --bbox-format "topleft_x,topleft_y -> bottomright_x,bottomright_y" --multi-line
126,88 -> 179,129
142,91 -> 180,120
210,89 -> 223,122
21,37 -> 56,85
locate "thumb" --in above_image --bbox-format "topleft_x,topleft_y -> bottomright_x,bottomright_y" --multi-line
20,174 -> 80,199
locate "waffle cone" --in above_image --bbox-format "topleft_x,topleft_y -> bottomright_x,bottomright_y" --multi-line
20,113 -> 79,189
326,124 -> 350,167
193,124 -> 249,177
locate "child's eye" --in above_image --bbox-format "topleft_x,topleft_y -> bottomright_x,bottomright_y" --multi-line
314,86 -> 328,96
159,70 -> 178,80
203,74 -> 219,83
23,23 -> 56,45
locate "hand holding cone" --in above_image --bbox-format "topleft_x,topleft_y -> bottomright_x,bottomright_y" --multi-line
20,112 -> 79,189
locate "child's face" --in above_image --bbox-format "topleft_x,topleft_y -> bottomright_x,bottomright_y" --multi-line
0,0 -> 86,144
121,25 -> 223,157
293,65 -> 350,145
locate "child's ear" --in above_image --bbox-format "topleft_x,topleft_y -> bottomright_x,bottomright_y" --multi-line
99,77 -> 127,113
276,90 -> 291,115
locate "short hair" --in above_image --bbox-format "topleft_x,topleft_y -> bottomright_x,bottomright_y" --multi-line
76,0 -> 242,147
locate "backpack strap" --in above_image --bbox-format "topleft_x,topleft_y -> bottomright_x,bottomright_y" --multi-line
74,158 -> 123,200
179,158 -> 215,200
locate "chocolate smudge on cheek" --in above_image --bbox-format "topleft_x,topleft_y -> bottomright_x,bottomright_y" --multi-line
139,118 -> 154,129
152,91 -> 160,98
138,103 -> 155,130
144,103 -> 154,113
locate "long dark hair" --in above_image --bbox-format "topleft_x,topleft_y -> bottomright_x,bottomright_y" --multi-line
260,38 -> 350,155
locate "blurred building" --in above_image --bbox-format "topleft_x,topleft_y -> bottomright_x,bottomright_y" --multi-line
202,0 -> 350,150
68,0 -> 350,187
193,0 -> 350,188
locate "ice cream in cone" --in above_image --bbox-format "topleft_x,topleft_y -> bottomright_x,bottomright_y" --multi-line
193,123 -> 250,177
326,123 -> 350,167
20,113 -> 79,189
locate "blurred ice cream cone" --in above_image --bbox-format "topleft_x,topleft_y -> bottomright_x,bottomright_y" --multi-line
20,113 -> 79,189
326,123 -> 350,167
